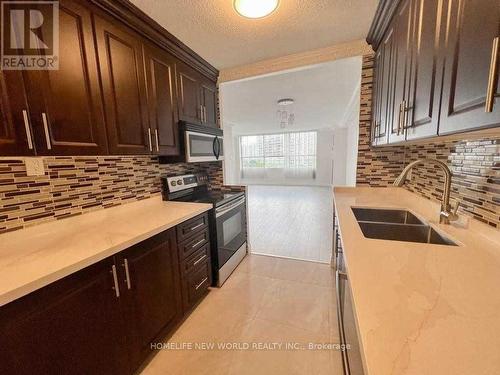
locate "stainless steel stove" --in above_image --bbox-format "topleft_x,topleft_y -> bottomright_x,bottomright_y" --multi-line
161,173 -> 247,287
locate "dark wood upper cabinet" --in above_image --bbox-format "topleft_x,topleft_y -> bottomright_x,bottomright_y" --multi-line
144,44 -> 180,155
406,0 -> 443,140
177,63 -> 202,124
368,0 -> 500,145
0,72 -> 34,156
26,0 -> 108,155
116,229 -> 183,373
388,0 -> 412,144
439,0 -> 500,134
177,63 -> 218,127
0,258 -> 127,375
201,80 -> 218,127
94,14 -> 151,155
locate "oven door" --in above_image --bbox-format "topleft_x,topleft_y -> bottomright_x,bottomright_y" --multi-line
185,131 -> 224,162
215,196 -> 246,268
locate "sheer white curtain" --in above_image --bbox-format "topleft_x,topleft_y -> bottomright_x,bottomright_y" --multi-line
239,131 -> 317,181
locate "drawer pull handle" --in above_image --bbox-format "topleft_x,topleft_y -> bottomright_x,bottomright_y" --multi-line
190,222 -> 204,231
193,254 -> 207,267
111,265 -> 120,298
195,277 -> 208,290
123,258 -> 131,290
191,239 -> 205,249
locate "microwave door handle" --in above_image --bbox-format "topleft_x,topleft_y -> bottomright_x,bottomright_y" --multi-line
216,137 -> 222,159
215,136 -> 220,160
212,136 -> 218,158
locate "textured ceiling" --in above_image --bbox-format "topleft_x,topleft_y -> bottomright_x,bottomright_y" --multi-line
131,0 -> 378,69
220,56 -> 362,133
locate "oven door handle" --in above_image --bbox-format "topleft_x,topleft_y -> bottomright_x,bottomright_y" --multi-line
215,197 -> 245,218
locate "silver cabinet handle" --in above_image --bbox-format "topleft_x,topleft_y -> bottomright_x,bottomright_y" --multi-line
195,277 -> 208,290
41,113 -> 51,150
190,222 -> 204,231
486,37 -> 499,113
147,128 -> 153,152
193,254 -> 207,267
403,99 -> 409,129
154,129 -> 159,152
123,258 -> 131,290
191,238 -> 205,249
397,102 -> 403,135
200,104 -> 204,122
22,110 -> 33,150
111,265 -> 120,298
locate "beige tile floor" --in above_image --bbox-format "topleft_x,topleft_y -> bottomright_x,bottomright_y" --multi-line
247,186 -> 334,263
141,254 -> 343,375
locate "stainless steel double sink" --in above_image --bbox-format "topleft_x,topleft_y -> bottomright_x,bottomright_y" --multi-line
351,208 -> 457,246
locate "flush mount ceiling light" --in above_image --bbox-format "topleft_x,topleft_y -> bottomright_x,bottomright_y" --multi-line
233,0 -> 279,19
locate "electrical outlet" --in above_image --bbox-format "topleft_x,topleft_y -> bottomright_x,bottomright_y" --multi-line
25,158 -> 45,176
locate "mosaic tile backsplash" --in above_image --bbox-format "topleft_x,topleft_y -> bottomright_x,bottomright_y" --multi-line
357,54 -> 500,228
0,156 -> 227,234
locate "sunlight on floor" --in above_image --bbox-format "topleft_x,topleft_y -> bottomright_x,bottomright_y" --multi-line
247,185 -> 334,263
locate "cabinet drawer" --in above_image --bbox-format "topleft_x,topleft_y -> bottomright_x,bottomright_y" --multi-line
176,213 -> 209,243
181,243 -> 210,276
182,259 -> 210,311
178,227 -> 209,260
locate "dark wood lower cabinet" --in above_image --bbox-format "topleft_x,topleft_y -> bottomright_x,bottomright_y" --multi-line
0,222 -> 211,375
118,229 -> 183,373
0,258 -> 127,375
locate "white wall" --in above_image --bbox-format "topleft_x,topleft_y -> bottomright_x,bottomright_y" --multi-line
220,56 -> 362,188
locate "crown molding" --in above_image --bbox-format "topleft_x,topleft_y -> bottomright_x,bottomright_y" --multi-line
218,39 -> 373,83
366,0 -> 402,50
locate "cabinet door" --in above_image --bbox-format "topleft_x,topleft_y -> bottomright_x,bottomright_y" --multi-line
0,71 -> 34,155
144,44 -> 180,156
201,80 -> 218,127
27,0 -> 107,155
177,63 -> 202,124
0,258 -> 126,375
119,229 -> 183,373
406,0 -> 444,140
388,0 -> 413,144
373,28 -> 396,146
439,0 -> 500,134
94,14 -> 151,154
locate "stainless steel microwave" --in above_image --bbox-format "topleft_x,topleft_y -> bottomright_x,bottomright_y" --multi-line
181,122 -> 224,163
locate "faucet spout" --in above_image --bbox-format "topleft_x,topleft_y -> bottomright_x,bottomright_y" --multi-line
393,158 -> 459,224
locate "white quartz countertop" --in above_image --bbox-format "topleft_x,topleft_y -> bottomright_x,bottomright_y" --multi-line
0,196 -> 212,307
333,187 -> 500,375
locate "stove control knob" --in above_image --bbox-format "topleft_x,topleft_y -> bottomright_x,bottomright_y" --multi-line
177,179 -> 183,185
171,181 -> 176,186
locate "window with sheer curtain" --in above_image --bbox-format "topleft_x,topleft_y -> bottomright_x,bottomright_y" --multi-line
239,131 -> 317,179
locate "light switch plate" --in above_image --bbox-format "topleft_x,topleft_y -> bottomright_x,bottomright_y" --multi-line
25,158 -> 45,176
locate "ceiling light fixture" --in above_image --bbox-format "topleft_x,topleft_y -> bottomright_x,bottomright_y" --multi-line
277,98 -> 295,128
233,0 -> 279,19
